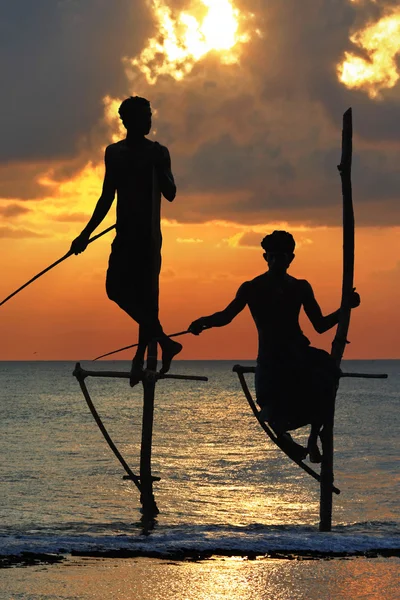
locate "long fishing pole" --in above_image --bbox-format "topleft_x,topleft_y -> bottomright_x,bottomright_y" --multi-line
93,329 -> 191,361
0,224 -> 116,308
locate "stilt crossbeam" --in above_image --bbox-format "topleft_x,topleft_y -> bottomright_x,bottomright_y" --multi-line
73,362 -> 207,517
233,365 -> 387,500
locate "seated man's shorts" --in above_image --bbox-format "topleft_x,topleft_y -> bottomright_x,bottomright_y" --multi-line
255,347 -> 340,431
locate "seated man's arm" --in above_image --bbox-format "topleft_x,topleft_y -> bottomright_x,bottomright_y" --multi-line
70,146 -> 116,254
302,280 -> 360,334
155,144 -> 176,202
189,283 -> 249,334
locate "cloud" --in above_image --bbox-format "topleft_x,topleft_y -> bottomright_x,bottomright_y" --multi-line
53,212 -> 90,223
130,0 -> 400,226
0,227 -> 46,239
0,204 -> 30,218
0,1 -> 152,164
237,232 -> 262,248
2,0 -> 400,227
0,0 -> 153,198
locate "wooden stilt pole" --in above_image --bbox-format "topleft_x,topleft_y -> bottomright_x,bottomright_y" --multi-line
73,363 -> 207,514
319,107 -> 354,532
139,164 -> 162,520
233,365 -> 341,493
319,409 -> 335,531
139,341 -> 159,518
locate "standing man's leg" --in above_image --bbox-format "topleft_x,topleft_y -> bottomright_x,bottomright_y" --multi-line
106,253 -> 182,385
132,313 -> 182,385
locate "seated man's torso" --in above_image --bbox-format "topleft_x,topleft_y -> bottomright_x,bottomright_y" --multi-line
243,273 -> 310,362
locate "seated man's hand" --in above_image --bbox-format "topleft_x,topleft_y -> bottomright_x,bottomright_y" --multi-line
189,318 -> 209,335
70,232 -> 90,255
351,288 -> 360,308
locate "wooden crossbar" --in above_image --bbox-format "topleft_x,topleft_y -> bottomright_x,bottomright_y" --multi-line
73,363 -> 208,382
233,365 -> 388,379
232,365 -> 340,495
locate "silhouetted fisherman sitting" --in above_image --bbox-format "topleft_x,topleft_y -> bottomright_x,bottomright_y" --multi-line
71,96 -> 182,385
189,231 -> 360,462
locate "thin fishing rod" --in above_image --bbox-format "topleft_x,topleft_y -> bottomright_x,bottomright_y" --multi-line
93,329 -> 191,361
0,224 -> 116,308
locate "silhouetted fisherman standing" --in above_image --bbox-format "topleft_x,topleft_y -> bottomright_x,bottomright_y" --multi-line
71,96 -> 182,385
189,231 -> 360,462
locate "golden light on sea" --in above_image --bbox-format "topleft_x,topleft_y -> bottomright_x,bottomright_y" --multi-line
127,0 -> 255,84
338,10 -> 400,98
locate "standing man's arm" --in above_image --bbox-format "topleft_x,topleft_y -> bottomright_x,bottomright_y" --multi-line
189,283 -> 249,334
302,280 -> 360,334
70,146 -> 116,254
155,144 -> 176,202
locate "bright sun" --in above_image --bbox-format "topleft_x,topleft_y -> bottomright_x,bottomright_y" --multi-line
126,0 -> 257,84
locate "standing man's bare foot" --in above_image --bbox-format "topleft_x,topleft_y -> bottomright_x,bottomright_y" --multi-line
159,339 -> 183,374
130,355 -> 144,387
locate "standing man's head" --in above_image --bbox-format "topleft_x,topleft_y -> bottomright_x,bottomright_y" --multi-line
261,231 -> 295,274
119,96 -> 152,136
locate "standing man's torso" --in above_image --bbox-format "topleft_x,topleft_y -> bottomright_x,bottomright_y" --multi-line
107,138 -> 162,240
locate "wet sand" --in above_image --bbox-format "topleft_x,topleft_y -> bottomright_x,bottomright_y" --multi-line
1,556 -> 400,600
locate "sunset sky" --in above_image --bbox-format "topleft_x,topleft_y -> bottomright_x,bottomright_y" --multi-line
1,0 -> 400,360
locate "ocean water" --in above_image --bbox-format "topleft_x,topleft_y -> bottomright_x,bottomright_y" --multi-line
0,360 -> 399,560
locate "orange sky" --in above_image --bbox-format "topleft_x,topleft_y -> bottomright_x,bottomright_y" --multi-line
1,219 -> 399,360
1,0 -> 400,360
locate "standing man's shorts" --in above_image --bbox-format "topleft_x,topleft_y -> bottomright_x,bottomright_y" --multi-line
106,234 -> 161,321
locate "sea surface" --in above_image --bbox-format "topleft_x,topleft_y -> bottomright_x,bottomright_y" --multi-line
0,360 -> 399,598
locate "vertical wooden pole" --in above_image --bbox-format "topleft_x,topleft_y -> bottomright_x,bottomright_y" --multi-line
319,108 -> 354,531
139,162 -> 162,519
139,341 -> 159,517
319,401 -> 335,531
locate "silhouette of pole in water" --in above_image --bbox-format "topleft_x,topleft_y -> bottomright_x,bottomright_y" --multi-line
139,167 -> 162,520
319,107 -> 354,532
140,341 -> 159,519
73,364 -> 207,518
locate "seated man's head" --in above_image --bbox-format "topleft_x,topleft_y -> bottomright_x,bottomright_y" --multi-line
261,231 -> 295,274
119,96 -> 152,136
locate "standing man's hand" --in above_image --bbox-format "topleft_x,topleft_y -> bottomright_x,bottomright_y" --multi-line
70,232 -> 90,255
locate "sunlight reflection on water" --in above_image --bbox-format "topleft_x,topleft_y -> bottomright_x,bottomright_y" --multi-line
0,360 -> 399,553
1,556 -> 400,600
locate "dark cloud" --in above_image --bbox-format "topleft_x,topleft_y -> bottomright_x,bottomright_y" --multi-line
2,0 -> 400,226
0,161 -> 54,199
180,133 -> 296,192
0,0 -> 152,163
154,0 -> 400,226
